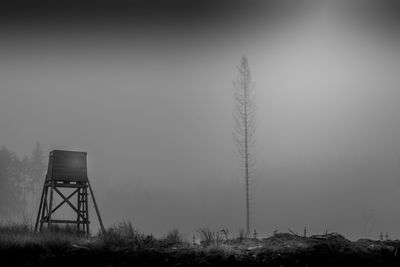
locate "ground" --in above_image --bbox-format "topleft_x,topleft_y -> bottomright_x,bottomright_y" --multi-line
1,224 -> 400,266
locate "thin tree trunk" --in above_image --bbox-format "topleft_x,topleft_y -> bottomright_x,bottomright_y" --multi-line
244,79 -> 250,236
233,56 -> 255,238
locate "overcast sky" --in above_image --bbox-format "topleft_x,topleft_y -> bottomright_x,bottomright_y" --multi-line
1,0 -> 400,239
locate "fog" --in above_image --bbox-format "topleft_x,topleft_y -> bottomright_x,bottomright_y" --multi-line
1,0 -> 400,239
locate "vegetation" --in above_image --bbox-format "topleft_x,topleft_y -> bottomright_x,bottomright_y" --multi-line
164,228 -> 183,245
0,223 -> 82,249
0,143 -> 46,221
100,221 -> 157,249
197,227 -> 225,246
1,223 -> 400,266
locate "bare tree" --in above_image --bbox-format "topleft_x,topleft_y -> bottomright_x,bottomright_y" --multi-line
233,56 -> 256,236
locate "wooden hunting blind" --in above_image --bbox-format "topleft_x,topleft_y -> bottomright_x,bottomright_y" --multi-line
35,150 -> 105,235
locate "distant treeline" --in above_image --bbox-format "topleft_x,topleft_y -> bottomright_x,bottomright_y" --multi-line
0,142 -> 46,221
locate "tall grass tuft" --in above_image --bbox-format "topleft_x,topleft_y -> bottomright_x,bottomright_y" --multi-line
197,228 -> 222,246
100,221 -> 156,249
164,228 -> 182,245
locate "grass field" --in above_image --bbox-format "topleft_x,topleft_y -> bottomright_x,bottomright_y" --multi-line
1,222 -> 400,266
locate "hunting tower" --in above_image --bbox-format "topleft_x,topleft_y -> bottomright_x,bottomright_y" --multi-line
35,150 -> 105,235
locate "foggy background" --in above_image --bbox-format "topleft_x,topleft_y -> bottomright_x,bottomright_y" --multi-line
1,0 -> 400,240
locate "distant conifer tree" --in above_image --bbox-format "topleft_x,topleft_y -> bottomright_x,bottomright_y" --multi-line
0,147 -> 24,218
29,141 -> 46,216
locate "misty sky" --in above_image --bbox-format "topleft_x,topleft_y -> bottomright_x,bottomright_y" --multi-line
1,0 -> 400,239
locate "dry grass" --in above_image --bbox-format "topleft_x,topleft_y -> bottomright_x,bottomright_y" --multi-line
100,221 -> 156,248
0,222 -> 242,251
197,228 -> 223,246
164,228 -> 183,245
0,222 -> 83,248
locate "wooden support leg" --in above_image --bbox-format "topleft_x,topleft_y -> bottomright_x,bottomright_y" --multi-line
88,180 -> 105,235
34,180 -> 46,232
85,186 -> 90,235
47,182 -> 54,229
77,188 -> 81,232
36,178 -> 102,236
39,184 -> 49,231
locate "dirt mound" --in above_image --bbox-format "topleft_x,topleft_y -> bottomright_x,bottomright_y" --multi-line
262,233 -> 312,251
310,233 -> 349,242
260,233 -> 358,255
354,238 -> 398,256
